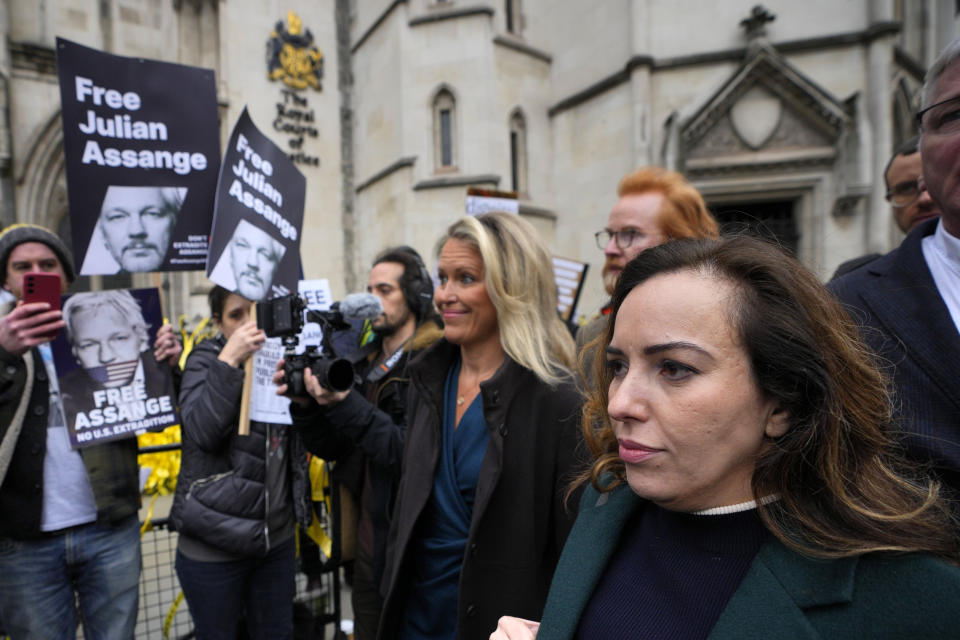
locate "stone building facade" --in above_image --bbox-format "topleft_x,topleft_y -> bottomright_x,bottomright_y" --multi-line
1,0 -> 957,321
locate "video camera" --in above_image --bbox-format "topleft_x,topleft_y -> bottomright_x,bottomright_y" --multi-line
257,293 -> 383,397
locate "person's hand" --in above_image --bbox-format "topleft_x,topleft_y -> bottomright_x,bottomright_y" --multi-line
272,358 -> 350,407
153,323 -> 182,367
0,302 -> 66,356
273,358 -> 309,407
217,320 -> 265,367
303,367 -> 350,406
490,617 -> 540,640
273,358 -> 350,407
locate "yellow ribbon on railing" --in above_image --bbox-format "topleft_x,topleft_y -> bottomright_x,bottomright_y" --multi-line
139,494 -> 160,536
178,313 -> 217,370
163,591 -> 185,639
137,425 -> 182,496
305,455 -> 334,558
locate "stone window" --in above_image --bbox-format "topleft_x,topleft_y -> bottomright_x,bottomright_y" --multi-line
433,89 -> 457,171
509,109 -> 528,195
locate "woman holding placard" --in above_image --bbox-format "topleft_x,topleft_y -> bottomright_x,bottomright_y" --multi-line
171,286 -> 312,640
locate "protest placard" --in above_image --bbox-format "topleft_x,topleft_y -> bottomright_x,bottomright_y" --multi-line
55,38 -> 220,276
50,288 -> 180,449
552,256 -> 589,325
249,279 -> 334,424
465,187 -> 519,216
207,108 -> 306,301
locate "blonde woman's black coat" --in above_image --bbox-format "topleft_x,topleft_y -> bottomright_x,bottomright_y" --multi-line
378,339 -> 583,640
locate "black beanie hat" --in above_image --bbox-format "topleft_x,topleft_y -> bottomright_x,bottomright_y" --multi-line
0,224 -> 77,286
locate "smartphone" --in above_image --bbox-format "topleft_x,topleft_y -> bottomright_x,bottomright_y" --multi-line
22,272 -> 62,340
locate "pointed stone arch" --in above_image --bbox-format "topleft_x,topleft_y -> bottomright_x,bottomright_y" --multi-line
891,76 -> 919,148
508,106 -> 528,196
16,110 -> 68,234
678,45 -> 865,270
680,46 -> 850,173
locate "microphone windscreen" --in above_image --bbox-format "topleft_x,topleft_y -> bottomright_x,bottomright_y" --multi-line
340,292 -> 384,321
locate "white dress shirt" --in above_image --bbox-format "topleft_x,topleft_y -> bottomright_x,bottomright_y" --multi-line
922,220 -> 960,336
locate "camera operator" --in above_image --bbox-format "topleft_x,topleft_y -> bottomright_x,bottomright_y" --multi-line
277,246 -> 442,640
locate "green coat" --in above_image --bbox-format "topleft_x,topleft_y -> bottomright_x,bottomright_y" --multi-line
537,484 -> 960,639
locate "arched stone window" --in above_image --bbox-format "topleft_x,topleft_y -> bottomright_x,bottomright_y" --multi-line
509,109 -> 528,195
433,88 -> 457,171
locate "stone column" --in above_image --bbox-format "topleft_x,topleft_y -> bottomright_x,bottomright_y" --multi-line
628,0 -> 653,167
0,0 -> 13,228
865,2 -> 895,254
336,0 -> 358,292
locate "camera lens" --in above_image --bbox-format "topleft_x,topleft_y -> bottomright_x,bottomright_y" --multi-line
325,359 -> 353,392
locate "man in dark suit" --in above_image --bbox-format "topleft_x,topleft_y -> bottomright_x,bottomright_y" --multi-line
830,37 -> 960,497
830,136 -> 941,280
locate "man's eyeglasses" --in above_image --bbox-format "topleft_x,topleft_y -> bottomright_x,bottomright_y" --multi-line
916,95 -> 960,136
886,180 -> 923,207
595,228 -> 642,250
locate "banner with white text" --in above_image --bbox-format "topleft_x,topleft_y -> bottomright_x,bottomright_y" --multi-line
51,287 -> 179,449
56,38 -> 220,276
206,107 -> 305,301
249,278 -> 334,424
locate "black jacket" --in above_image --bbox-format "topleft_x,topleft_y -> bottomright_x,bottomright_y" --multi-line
170,336 -> 311,556
378,339 -> 583,640
830,218 -> 960,498
0,345 -> 141,539
293,319 -> 443,582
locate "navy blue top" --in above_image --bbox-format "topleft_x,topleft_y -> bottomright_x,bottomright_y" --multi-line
575,501 -> 768,640
399,359 -> 490,639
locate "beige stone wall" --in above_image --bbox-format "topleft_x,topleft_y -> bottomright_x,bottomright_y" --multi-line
645,0 -> 868,57
550,84 -> 635,318
544,1 -> 632,101
220,2 -> 344,301
354,12 -> 405,184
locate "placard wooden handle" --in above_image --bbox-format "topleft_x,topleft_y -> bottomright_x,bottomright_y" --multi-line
237,302 -> 257,436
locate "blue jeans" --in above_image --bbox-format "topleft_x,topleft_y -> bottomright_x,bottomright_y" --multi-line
0,516 -> 141,640
175,536 -> 295,640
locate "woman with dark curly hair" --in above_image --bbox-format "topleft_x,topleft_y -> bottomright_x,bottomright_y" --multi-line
492,236 -> 960,640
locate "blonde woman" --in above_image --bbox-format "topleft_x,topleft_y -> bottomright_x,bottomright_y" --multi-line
378,212 -> 582,640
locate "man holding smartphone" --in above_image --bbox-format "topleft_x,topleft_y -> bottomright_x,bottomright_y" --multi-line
0,223 -> 181,639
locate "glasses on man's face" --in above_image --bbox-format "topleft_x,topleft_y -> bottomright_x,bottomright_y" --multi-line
595,228 -> 642,250
886,179 -> 923,207
916,95 -> 960,136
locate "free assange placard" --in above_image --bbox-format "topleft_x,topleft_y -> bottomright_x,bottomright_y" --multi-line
56,38 -> 220,276
50,287 -> 180,449
207,107 -> 305,302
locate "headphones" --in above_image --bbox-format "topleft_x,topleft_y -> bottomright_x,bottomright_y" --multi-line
378,246 -> 434,322
402,249 -> 435,323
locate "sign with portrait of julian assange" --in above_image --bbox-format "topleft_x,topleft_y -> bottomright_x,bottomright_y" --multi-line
207,107 -> 305,302
50,287 -> 180,449
55,38 -> 220,276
